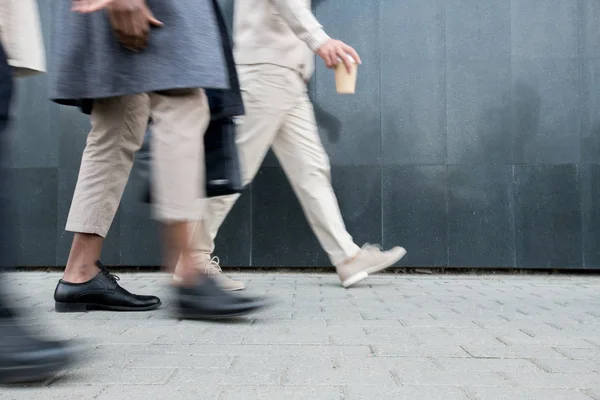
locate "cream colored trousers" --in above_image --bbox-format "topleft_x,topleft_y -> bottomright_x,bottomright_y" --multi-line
190,65 -> 360,266
66,89 -> 209,236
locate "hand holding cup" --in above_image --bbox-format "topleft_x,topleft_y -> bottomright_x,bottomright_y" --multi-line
316,39 -> 361,95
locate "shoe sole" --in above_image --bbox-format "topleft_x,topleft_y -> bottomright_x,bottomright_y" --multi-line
54,301 -> 162,313
173,302 -> 269,321
174,275 -> 246,292
342,247 -> 407,289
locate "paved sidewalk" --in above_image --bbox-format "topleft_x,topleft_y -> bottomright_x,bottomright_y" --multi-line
2,272 -> 600,400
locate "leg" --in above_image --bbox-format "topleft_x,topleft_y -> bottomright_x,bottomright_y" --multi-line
273,88 -> 406,287
63,95 -> 151,283
0,42 -> 79,384
54,94 -> 161,312
272,92 -> 360,266
150,89 -> 208,280
185,65 -> 291,289
149,88 -> 267,319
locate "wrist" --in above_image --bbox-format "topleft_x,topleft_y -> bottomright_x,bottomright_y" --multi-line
308,30 -> 331,53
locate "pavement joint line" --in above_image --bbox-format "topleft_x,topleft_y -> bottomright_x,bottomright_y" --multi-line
368,345 -> 376,357
459,345 -> 478,358
330,357 -> 340,369
584,338 -> 600,348
389,370 -> 402,386
227,356 -> 235,369
495,371 -> 516,387
441,327 -> 453,335
529,359 -> 552,373
519,328 -> 536,338
459,386 -> 480,400
581,389 -> 600,400
472,320 -> 485,328
546,321 -> 564,330
430,357 -> 444,371
552,347 -> 573,359
495,337 -> 510,346
95,386 -> 110,399
162,368 -> 178,386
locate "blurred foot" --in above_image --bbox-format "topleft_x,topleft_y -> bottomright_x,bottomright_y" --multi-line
174,276 -> 267,320
204,256 -> 245,291
336,244 -> 407,288
54,261 -> 161,312
0,310 -> 81,384
174,255 -> 246,291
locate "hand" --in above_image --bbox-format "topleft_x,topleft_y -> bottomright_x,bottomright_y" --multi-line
316,39 -> 362,72
72,0 -> 162,52
107,0 -> 163,52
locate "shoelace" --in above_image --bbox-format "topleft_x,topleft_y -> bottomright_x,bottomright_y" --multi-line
204,256 -> 222,274
96,261 -> 121,282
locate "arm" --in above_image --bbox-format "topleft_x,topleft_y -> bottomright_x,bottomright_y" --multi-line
271,0 -> 330,52
272,0 -> 361,71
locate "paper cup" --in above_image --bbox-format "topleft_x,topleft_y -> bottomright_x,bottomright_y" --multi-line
335,56 -> 358,94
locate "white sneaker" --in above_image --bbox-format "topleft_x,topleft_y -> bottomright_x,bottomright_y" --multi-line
173,255 -> 246,292
204,256 -> 246,292
336,244 -> 407,288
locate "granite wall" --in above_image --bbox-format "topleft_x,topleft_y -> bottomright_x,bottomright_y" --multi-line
9,0 -> 600,268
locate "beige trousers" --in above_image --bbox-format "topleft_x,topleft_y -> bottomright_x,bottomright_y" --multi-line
190,65 -> 360,266
66,89 -> 209,236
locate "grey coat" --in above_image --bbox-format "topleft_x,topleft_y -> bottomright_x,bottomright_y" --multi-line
49,0 -> 229,106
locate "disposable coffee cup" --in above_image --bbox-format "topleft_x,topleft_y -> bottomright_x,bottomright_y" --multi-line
335,55 -> 357,94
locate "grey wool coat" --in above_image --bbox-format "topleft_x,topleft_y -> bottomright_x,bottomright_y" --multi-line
49,0 -> 229,106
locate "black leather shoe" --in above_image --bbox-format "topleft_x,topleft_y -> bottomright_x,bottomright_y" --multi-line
54,261 -> 161,312
0,310 -> 83,384
175,276 -> 268,320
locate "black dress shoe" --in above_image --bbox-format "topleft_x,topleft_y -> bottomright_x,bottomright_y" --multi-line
0,309 -> 82,384
54,261 -> 161,312
175,276 -> 268,320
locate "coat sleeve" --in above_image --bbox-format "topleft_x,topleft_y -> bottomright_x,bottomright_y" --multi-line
271,0 -> 330,52
0,0 -> 46,78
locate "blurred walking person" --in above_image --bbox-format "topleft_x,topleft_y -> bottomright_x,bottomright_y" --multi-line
0,0 -> 79,384
51,0 -> 266,319
179,0 -> 407,289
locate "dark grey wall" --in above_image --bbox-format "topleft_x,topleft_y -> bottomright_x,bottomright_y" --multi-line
9,1 -> 600,268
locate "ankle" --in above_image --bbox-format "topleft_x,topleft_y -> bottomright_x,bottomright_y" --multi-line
172,271 -> 205,288
340,250 -> 362,267
62,262 -> 100,284
173,254 -> 205,285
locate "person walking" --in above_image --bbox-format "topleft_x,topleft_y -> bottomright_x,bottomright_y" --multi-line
0,0 -> 79,383
177,0 -> 407,290
51,0 -> 266,319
